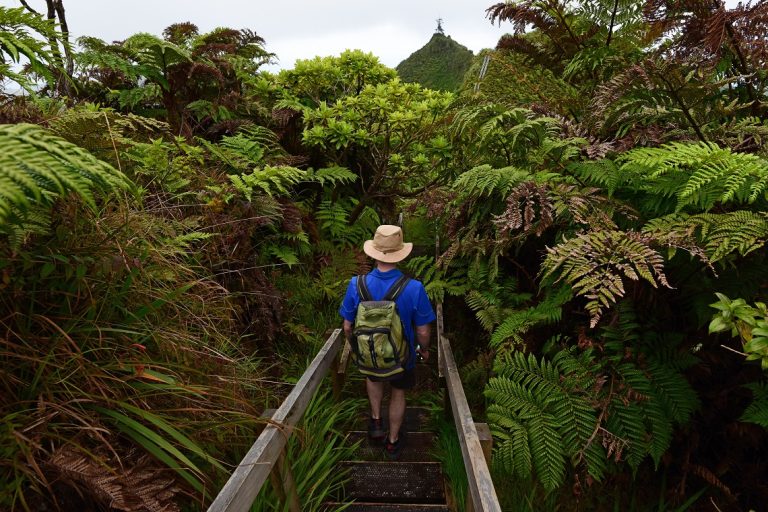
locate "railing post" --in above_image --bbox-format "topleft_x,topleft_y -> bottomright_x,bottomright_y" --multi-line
466,423 -> 493,512
269,447 -> 300,512
333,337 -> 351,401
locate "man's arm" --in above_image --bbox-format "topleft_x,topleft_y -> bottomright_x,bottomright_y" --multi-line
416,323 -> 431,361
343,319 -> 353,340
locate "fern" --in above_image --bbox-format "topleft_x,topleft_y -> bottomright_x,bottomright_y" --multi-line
230,165 -> 305,200
542,230 -> 670,327
305,166 -> 357,186
741,382 -> 768,428
487,351 -> 601,490
619,142 -> 768,211
0,6 -> 61,89
490,286 -> 572,346
488,308 -> 700,488
643,211 -> 768,263
402,255 -> 467,303
314,199 -> 380,248
0,123 -> 131,233
452,164 -> 530,200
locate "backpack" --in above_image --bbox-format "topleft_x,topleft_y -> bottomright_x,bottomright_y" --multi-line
351,274 -> 411,379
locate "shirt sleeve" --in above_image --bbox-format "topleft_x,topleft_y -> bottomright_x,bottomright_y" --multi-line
413,283 -> 436,326
339,277 -> 358,322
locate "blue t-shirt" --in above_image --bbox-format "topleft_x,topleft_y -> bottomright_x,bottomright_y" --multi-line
340,268 -> 436,370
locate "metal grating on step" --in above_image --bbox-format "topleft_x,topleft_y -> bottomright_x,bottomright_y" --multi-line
346,431 -> 436,462
324,503 -> 450,512
343,461 -> 445,504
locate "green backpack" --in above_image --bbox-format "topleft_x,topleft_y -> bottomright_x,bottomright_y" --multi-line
351,274 -> 411,379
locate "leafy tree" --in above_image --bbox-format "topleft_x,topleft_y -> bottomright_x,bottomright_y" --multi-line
276,50 -> 396,108
302,78 -> 452,223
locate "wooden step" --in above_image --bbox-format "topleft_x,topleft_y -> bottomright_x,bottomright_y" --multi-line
356,406 -> 431,433
342,461 -> 445,504
324,503 -> 450,511
346,431 -> 436,462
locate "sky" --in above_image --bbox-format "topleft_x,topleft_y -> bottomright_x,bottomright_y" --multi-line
2,0 -> 506,71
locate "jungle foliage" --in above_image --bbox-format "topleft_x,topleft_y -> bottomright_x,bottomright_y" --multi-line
1,0 -> 767,510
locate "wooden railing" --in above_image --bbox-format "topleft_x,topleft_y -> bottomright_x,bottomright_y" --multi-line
209,307 -> 501,511
437,304 -> 502,512
207,329 -> 344,512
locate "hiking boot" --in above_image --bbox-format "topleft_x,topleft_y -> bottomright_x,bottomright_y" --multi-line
385,434 -> 403,460
368,417 -> 385,443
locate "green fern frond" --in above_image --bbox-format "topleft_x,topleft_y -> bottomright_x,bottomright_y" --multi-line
230,165 -> 306,200
605,399 -> 647,470
0,6 -> 61,88
619,142 -> 768,211
528,414 -> 567,492
643,211 -> 768,262
0,123 -> 131,230
452,164 -> 530,200
306,166 -> 357,186
741,382 -> 768,428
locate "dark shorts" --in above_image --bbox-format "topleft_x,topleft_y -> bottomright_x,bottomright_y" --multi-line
367,368 -> 416,390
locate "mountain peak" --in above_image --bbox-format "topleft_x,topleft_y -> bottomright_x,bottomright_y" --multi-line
395,31 -> 473,92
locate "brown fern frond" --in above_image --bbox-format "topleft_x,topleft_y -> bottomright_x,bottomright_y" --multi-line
686,463 -> 735,500
494,181 -> 554,237
48,447 -> 181,512
487,1 -> 557,33
704,7 -> 728,53
542,230 -> 671,326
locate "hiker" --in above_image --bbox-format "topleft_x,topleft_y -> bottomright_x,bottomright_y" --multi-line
340,224 -> 436,459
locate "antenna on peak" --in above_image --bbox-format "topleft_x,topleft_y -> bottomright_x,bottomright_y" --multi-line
435,18 -> 445,35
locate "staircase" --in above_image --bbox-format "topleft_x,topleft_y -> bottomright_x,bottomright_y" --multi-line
207,325 -> 501,512
324,405 -> 451,511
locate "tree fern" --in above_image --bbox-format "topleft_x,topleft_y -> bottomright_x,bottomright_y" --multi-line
0,123 -> 131,232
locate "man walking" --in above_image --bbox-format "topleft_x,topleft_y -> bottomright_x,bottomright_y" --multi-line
340,225 -> 436,459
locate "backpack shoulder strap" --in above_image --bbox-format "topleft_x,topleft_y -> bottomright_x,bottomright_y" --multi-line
384,274 -> 411,301
356,274 -> 372,301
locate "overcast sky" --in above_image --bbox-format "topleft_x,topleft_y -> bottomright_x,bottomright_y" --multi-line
2,0 -> 506,71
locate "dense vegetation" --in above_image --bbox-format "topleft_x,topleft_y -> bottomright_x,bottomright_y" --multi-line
1,0 -> 767,510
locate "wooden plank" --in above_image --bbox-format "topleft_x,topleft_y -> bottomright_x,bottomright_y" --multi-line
439,335 -> 501,512
207,329 -> 344,512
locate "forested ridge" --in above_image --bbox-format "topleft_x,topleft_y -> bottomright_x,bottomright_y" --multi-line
1,0 -> 767,510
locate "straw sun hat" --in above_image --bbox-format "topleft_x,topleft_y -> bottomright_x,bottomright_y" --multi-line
363,225 -> 413,263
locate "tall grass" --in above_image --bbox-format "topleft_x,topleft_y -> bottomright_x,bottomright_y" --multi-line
250,390 -> 363,511
0,201 -> 272,510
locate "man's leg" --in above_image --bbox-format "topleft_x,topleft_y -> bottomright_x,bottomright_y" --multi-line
366,378 -> 384,419
388,387 -> 406,443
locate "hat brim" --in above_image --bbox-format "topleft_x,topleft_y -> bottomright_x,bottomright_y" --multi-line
363,240 -> 413,263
